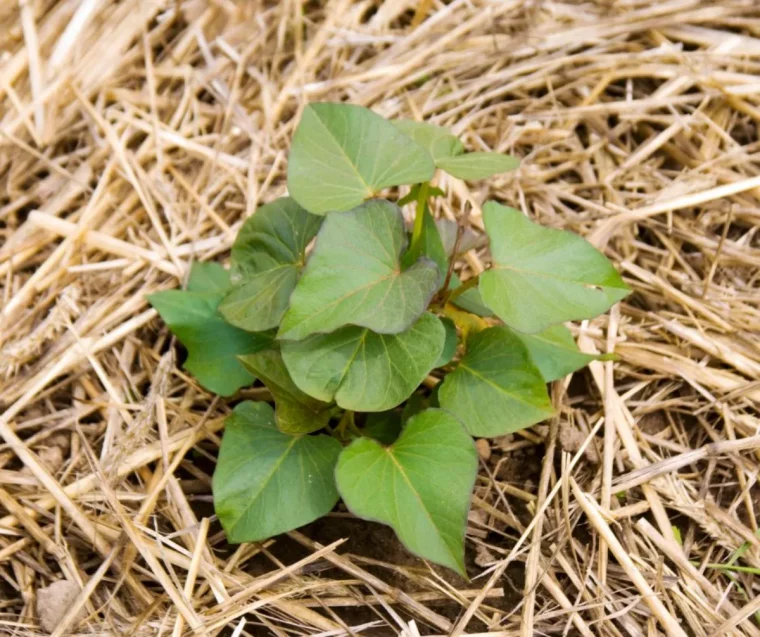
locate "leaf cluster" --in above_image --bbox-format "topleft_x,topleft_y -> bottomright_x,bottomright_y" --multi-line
149,103 -> 630,575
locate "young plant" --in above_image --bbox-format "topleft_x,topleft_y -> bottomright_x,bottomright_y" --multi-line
149,103 -> 630,576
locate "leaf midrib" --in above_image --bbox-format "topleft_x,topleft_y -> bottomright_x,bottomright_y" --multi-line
311,107 -> 373,198
151,293 -> 222,322
333,330 -> 368,400
231,433 -> 299,534
282,272 -> 396,336
490,264 -> 623,290
385,445 -> 456,564
527,332 -> 590,356
222,267 -> 296,315
457,363 -> 550,412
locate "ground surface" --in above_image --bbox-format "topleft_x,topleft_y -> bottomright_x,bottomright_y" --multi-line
1,1 -> 760,635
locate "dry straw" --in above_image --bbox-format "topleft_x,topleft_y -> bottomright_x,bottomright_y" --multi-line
1,0 -> 760,635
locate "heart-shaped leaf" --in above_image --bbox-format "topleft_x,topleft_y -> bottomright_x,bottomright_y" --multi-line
392,119 -> 518,180
213,401 -> 341,543
148,263 -> 271,396
479,203 -> 630,333
511,324 -> 601,382
438,326 -> 553,437
392,119 -> 464,164
335,409 -> 477,575
219,198 -> 322,332
278,200 -> 440,341
437,152 -> 519,180
240,349 -> 331,434
281,313 -> 444,412
287,103 -> 435,214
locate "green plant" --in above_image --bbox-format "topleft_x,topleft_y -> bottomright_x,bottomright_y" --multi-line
148,103 -> 630,576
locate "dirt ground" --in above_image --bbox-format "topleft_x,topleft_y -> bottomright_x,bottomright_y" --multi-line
2,1 -> 760,635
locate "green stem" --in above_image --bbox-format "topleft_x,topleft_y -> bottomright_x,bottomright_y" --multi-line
695,562 -> 760,575
410,182 -> 430,253
445,273 -> 480,303
335,410 -> 356,440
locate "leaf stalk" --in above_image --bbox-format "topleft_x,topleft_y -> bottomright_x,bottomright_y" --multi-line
409,181 -> 430,253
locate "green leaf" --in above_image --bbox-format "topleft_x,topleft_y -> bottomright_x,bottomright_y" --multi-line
399,206 -> 488,314
437,152 -> 519,180
336,409 -> 477,575
148,263 -> 271,396
401,204 -> 448,273
511,324 -> 600,382
362,411 -> 402,445
239,349 -> 331,434
453,289 -> 493,317
479,203 -> 630,333
398,184 -> 446,207
219,198 -> 323,332
287,103 -> 435,214
428,381 -> 442,408
448,272 -> 494,317
392,119 -> 464,164
281,313 -> 444,412
396,207 -> 490,316
438,326 -> 553,437
278,200 -> 440,341
392,118 -> 518,181
187,261 -> 232,293
436,317 -> 458,367
213,401 -> 341,543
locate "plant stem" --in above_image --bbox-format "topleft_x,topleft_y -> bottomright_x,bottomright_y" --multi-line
438,206 -> 470,306
445,273 -> 480,302
335,410 -> 355,440
696,562 -> 760,575
410,181 -> 430,253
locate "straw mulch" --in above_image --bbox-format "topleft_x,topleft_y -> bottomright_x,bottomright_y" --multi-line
2,0 -> 760,635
